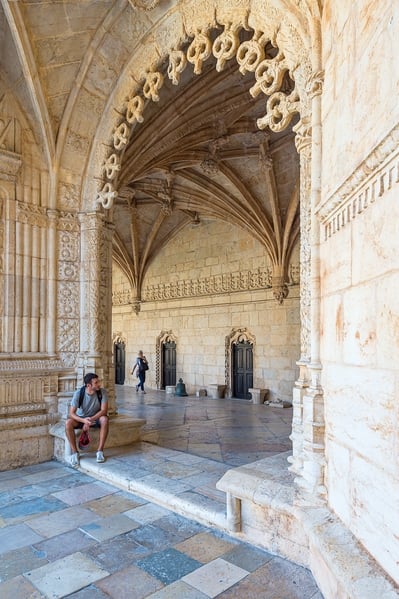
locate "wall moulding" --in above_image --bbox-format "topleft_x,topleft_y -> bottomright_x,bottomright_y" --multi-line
112,265 -> 300,305
317,122 -> 399,239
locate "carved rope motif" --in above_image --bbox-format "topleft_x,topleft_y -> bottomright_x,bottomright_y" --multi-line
96,25 -> 305,209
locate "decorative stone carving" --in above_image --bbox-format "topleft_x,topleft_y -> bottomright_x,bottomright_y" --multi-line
113,122 -> 130,150
257,89 -> 300,132
187,30 -> 212,75
96,182 -> 117,209
250,51 -> 289,98
167,50 -> 187,85
143,70 -> 164,102
139,265 -> 299,302
212,25 -> 240,72
236,32 -> 266,75
126,95 -> 145,124
102,153 -> 121,180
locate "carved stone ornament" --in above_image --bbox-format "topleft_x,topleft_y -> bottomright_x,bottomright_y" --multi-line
143,70 -> 164,102
126,95 -> 145,124
102,153 -> 121,180
212,25 -> 240,72
113,122 -> 130,151
96,182 -> 117,209
236,31 -> 266,75
257,89 -> 300,132
187,30 -> 212,75
167,50 -> 187,85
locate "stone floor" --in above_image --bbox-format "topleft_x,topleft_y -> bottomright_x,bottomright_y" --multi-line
0,386 -> 324,599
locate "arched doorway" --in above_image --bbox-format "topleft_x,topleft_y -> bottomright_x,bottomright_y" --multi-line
156,330 -> 178,390
113,333 -> 127,385
162,340 -> 176,388
232,340 -> 253,399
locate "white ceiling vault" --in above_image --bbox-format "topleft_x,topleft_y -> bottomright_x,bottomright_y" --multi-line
0,0 -> 304,305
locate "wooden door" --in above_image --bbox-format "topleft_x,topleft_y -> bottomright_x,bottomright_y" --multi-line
232,341 -> 253,399
162,341 -> 176,388
114,341 -> 125,385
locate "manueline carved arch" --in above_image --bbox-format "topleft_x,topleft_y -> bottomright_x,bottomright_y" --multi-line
76,1 -> 319,360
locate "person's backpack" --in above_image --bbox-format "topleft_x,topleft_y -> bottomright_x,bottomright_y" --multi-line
78,385 -> 102,409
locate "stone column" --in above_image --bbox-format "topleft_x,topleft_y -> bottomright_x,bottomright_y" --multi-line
47,210 -> 57,355
78,210 -> 116,414
295,69 -> 326,504
288,122 -> 312,479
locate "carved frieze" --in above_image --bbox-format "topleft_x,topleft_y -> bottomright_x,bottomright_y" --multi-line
319,123 -> 399,238
112,264 -> 299,305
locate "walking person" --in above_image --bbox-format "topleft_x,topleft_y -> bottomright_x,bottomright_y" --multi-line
131,350 -> 148,393
65,372 -> 109,468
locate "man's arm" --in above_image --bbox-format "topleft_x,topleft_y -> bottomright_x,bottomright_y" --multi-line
69,404 -> 93,428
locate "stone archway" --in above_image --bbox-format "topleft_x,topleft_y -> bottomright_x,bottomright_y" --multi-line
225,327 -> 256,398
155,330 -> 178,390
75,1 -> 324,503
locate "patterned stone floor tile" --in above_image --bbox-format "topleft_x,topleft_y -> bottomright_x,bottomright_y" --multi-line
0,523 -> 44,554
85,532 -> 151,572
26,505 -> 101,538
95,563 -> 163,598
175,530 -> 238,563
0,495 -> 67,524
222,543 -> 274,572
85,492 -> 143,517
24,552 -> 109,598
154,512 -> 207,539
181,557 -> 249,598
0,545 -> 48,582
145,580 -> 209,599
79,513 -> 140,541
137,547 -> 202,585
51,481 -> 116,506
215,556 -> 321,599
0,574 -> 45,599
124,502 -> 173,524
128,523 -> 185,551
33,528 -> 97,561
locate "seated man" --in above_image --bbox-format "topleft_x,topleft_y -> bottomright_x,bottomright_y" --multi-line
65,372 -> 109,468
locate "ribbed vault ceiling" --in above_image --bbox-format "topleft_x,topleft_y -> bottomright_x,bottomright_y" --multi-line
113,55 -> 300,299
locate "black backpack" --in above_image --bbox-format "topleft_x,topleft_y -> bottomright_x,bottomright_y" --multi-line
78,385 -> 102,409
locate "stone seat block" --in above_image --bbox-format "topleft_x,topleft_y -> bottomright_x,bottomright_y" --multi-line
248,388 -> 269,404
207,384 -> 226,399
50,414 -> 146,462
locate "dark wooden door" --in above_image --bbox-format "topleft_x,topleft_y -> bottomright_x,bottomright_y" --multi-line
162,341 -> 176,388
232,341 -> 253,399
114,341 -> 125,385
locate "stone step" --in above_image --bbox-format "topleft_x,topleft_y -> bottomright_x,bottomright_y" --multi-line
50,414 -> 146,461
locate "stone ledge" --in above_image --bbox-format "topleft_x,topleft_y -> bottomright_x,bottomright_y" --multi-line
50,414 -> 146,462
216,452 -> 399,599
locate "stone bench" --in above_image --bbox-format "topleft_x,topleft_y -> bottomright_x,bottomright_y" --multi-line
50,414 -> 146,462
216,451 -> 308,565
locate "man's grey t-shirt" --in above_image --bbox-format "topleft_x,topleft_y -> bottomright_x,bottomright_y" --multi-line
71,388 -> 108,418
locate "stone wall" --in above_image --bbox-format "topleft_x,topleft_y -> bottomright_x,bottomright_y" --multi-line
113,220 -> 300,402
320,0 -> 399,584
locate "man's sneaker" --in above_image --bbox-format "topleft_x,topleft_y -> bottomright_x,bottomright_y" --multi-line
70,452 -> 80,468
96,450 -> 105,463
